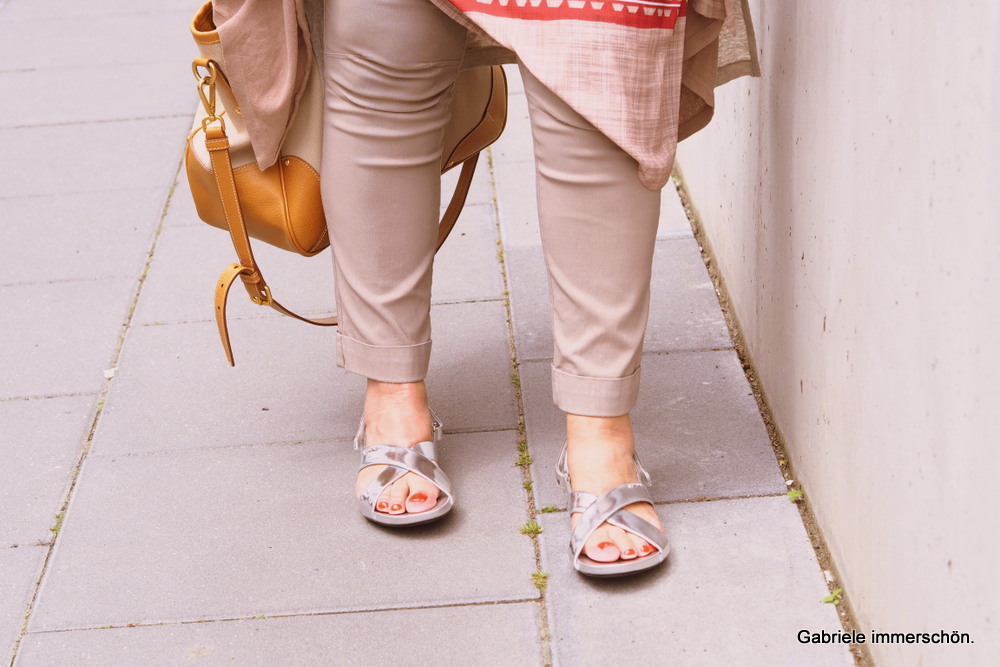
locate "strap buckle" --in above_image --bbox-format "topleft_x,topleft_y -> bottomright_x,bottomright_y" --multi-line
246,281 -> 273,307
192,59 -> 226,133
237,271 -> 273,306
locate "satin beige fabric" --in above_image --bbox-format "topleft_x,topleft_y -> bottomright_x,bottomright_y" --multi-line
322,0 -> 661,415
213,0 -> 758,185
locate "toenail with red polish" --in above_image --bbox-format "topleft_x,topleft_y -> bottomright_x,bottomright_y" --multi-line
641,544 -> 654,554
409,492 -> 428,503
597,541 -> 615,550
623,548 -> 637,557
390,503 -> 403,512
376,501 -> 388,511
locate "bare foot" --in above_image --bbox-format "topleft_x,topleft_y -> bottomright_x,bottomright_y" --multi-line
566,414 -> 663,563
355,379 -> 441,515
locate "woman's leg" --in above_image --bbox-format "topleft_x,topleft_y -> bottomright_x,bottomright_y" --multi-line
520,64 -> 664,562
323,0 -> 467,515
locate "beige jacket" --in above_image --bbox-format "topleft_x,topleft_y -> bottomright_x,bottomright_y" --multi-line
211,0 -> 758,189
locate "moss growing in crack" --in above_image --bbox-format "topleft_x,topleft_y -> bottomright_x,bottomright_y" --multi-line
50,511 -> 65,536
510,373 -> 521,390
787,489 -> 804,503
539,505 -> 559,514
532,570 -> 550,592
520,520 -> 543,536
516,440 -> 529,453
523,480 -> 533,491
515,451 -> 533,467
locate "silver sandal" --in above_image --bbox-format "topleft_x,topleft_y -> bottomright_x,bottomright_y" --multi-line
354,410 -> 454,527
556,442 -> 669,577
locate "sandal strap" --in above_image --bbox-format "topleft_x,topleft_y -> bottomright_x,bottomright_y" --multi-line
358,443 -> 452,506
605,509 -> 669,552
555,441 -> 653,490
353,411 -> 444,451
569,482 -> 666,557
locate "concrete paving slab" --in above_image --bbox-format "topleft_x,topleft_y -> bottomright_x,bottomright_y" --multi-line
506,238 -> 732,364
505,245 -> 552,361
0,117 -> 190,199
0,1 -> 194,22
521,350 -> 784,509
16,601 -> 542,666
29,431 -> 537,631
491,92 -> 534,165
659,180 -> 694,238
0,279 -> 135,400
538,497 -> 853,667
162,179 -> 203,228
135,202 -> 503,326
646,236 -> 732,352
430,204 -> 505,304
0,395 -> 96,546
441,150 -> 496,207
494,161 -> 542,248
0,189 -> 164,286
93,300 -> 515,455
1,546 -> 46,663
0,64 -> 194,129
132,223 -> 337,327
0,11 -> 193,71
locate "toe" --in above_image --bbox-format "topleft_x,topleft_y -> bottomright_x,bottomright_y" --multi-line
387,476 -> 409,515
609,526 -> 639,560
357,464 -> 393,514
637,539 -> 658,558
375,490 -> 391,514
404,474 -> 439,514
583,525 -> 621,563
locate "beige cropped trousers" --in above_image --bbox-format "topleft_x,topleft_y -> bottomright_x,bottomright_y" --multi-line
322,0 -> 661,417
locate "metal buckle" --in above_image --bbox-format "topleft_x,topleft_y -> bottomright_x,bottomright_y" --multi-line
192,60 -> 226,133
248,283 -> 273,307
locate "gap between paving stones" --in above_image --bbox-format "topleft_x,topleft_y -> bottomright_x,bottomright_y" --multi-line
18,597 -> 541,637
487,150 -> 555,666
539,491 -> 793,514
672,167 -> 872,667
4,114 -> 193,132
131,296 -> 508,328
7,170 -> 183,667
0,277 -> 131,289
81,428 -> 519,461
0,392 -> 99,404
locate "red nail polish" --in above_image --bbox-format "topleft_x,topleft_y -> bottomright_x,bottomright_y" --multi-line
641,544 -> 654,554
597,541 -> 615,550
390,503 -> 403,512
409,492 -> 428,503
376,501 -> 388,511
623,548 -> 636,557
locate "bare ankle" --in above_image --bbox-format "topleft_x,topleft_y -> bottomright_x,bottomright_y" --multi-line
364,379 -> 432,447
566,413 -> 634,449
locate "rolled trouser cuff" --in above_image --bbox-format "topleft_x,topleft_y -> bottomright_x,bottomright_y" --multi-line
336,331 -> 431,383
551,365 -> 641,417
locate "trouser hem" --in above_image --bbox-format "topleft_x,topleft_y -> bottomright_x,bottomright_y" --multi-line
336,331 -> 431,382
551,365 -> 641,417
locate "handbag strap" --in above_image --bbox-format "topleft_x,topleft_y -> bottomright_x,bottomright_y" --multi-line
203,124 -> 479,366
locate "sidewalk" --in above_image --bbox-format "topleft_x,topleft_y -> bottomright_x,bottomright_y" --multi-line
1,2 -> 853,665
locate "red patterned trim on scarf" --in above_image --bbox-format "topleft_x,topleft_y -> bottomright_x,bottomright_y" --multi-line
447,0 -> 686,30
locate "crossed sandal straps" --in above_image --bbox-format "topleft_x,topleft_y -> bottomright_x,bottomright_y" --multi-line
354,410 -> 454,527
556,442 -> 670,577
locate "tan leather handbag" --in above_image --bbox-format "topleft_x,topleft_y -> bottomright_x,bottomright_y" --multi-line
185,2 -> 507,365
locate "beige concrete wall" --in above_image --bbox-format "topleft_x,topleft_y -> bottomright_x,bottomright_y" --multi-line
677,2 -> 1000,663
